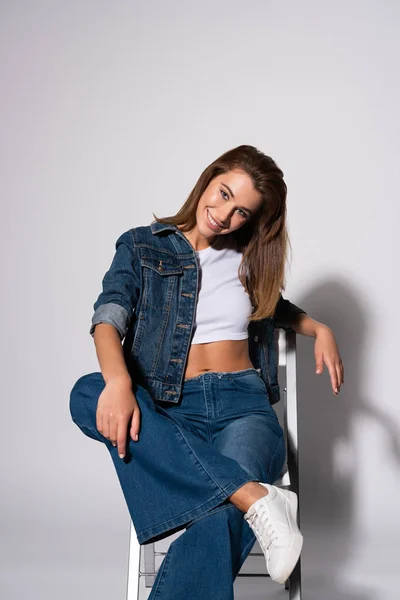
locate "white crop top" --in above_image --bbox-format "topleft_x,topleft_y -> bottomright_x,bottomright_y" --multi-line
191,241 -> 253,344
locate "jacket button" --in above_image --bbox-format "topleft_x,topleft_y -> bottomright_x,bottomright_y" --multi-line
254,335 -> 259,342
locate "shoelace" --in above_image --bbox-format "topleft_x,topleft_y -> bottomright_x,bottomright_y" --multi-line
248,504 -> 279,553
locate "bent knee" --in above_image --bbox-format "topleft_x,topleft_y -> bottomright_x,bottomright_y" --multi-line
69,372 -> 104,425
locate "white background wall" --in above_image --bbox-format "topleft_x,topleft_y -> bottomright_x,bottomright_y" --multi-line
1,1 -> 399,598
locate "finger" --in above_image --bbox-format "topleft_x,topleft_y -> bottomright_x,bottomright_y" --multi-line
96,411 -> 103,435
327,361 -> 339,394
341,360 -> 345,384
109,416 -> 118,447
315,354 -> 324,374
117,419 -> 128,459
130,408 -> 141,442
335,363 -> 342,392
102,415 -> 110,440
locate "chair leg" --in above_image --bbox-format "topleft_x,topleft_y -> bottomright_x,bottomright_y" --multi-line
126,522 -> 141,600
283,329 -> 302,599
288,556 -> 302,599
143,543 -> 156,588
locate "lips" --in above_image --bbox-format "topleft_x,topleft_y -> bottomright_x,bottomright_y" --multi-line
206,208 -> 224,230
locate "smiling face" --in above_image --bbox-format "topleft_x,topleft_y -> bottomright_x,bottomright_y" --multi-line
194,169 -> 263,245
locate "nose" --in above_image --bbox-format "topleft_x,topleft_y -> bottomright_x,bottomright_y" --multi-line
216,206 -> 234,227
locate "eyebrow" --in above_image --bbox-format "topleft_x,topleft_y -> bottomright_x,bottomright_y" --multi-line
221,182 -> 253,216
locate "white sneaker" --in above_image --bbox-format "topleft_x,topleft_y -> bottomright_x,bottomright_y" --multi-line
244,483 -> 303,584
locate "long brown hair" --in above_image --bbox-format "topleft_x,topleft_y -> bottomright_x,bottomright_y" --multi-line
153,144 -> 291,322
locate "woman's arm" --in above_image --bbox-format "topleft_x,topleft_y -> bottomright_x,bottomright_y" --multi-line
289,312 -> 322,338
89,230 -> 142,458
275,299 -> 345,396
92,323 -> 132,385
289,313 -> 345,396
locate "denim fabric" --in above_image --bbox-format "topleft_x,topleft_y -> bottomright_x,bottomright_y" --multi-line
69,368 -> 286,563
89,221 -> 307,405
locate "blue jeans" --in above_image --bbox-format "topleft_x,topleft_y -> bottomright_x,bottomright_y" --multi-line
69,368 -> 286,599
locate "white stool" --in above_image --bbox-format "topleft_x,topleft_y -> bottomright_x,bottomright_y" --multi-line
126,328 -> 302,600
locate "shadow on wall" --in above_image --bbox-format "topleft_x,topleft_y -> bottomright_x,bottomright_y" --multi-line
279,278 -> 400,600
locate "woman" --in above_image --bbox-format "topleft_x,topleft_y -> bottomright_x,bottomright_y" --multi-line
70,145 -> 344,599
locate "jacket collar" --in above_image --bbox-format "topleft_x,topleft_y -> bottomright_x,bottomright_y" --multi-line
150,220 -> 179,235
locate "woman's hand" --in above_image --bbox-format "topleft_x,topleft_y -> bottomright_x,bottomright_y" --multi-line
96,376 -> 141,459
314,324 -> 344,395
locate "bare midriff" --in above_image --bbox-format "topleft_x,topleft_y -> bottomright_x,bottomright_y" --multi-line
183,339 -> 255,380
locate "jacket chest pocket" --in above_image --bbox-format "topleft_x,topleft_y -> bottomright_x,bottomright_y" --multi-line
141,256 -> 183,311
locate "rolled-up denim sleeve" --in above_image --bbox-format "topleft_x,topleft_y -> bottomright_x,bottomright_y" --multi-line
274,294 -> 307,331
89,229 -> 141,341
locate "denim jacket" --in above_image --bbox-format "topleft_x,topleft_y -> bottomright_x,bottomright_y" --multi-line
89,221 -> 306,405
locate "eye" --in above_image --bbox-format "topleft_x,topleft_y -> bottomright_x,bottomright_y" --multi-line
220,189 -> 229,200
237,208 -> 247,218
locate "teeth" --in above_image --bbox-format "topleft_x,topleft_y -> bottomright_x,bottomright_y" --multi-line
207,209 -> 221,228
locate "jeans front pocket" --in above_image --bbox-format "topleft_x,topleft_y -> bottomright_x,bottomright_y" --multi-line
217,375 -> 273,419
228,371 -> 268,395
